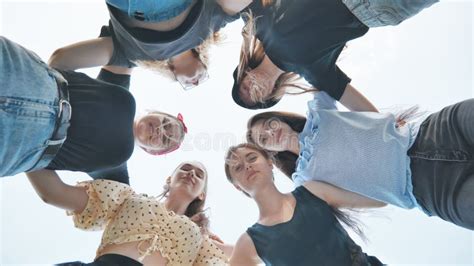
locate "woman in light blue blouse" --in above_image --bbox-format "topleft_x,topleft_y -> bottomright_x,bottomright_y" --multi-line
246,91 -> 474,230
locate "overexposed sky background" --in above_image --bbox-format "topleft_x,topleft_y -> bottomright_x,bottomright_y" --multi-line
1,0 -> 473,265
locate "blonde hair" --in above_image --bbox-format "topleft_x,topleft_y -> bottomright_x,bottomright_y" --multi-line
237,11 -> 317,106
134,31 -> 223,80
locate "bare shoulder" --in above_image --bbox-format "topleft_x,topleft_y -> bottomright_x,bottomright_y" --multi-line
229,232 -> 261,266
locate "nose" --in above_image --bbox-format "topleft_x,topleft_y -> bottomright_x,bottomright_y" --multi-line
245,162 -> 253,170
186,169 -> 196,177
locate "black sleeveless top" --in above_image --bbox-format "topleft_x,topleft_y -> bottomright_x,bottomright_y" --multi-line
244,0 -> 369,100
247,186 -> 382,266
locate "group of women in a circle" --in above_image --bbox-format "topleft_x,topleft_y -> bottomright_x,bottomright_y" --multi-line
1,0 -> 473,265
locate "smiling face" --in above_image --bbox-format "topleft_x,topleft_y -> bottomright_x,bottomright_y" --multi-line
225,146 -> 273,197
134,112 -> 185,154
169,161 -> 208,200
250,117 -> 296,152
238,69 -> 275,106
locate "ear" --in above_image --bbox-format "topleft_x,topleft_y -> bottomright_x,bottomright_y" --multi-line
267,158 -> 273,168
198,192 -> 205,201
166,176 -> 171,184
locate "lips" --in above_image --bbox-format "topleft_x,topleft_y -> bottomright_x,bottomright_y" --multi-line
247,170 -> 257,181
180,175 -> 195,186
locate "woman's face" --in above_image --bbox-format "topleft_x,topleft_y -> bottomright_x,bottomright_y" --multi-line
134,112 -> 184,154
169,161 -> 207,199
238,69 -> 275,105
250,118 -> 296,152
226,147 -> 273,195
170,50 -> 208,90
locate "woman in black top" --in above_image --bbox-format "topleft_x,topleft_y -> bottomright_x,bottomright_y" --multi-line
227,0 -> 438,110
49,0 -> 240,90
0,37 -> 188,184
224,143 -> 383,265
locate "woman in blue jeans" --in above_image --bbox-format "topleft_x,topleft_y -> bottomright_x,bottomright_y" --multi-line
49,0 -> 240,90
226,0 -> 438,110
0,37 -> 188,182
246,91 -> 474,230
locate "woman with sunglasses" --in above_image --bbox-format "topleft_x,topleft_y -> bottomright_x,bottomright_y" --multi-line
225,0 -> 437,110
224,143 -> 383,265
246,91 -> 474,230
27,161 -> 231,265
0,37 -> 187,184
49,0 -> 241,90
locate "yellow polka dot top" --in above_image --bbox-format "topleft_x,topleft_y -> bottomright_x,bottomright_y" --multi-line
68,180 -> 228,265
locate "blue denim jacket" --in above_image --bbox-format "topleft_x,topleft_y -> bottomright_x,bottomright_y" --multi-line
106,0 -> 194,22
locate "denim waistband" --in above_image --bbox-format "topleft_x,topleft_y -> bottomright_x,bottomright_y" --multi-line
28,70 -> 71,170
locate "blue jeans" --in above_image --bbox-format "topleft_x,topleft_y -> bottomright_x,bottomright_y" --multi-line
0,37 -> 61,177
408,99 -> 474,230
342,0 -> 439,27
106,0 -> 194,22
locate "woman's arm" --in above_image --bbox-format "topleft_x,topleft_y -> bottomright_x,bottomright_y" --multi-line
26,169 -> 88,213
48,37 -> 115,71
303,181 -> 387,209
216,0 -> 252,15
229,233 -> 262,266
339,83 -> 378,112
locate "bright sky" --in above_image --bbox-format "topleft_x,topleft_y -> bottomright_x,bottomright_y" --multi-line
1,0 -> 473,265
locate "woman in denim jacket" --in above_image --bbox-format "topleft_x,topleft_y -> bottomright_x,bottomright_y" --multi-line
246,91 -> 474,230
226,0 -> 438,110
0,37 -> 187,182
49,0 -> 240,90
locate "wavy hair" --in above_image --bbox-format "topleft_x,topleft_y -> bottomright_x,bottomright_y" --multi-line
134,31 -> 223,80
236,11 -> 317,108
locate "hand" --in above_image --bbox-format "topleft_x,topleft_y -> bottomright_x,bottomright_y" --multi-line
208,232 -> 224,244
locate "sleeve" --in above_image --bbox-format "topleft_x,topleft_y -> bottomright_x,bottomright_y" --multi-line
67,179 -> 134,230
193,236 -> 229,266
87,162 -> 130,185
303,48 -> 351,101
312,91 -> 338,110
96,68 -> 131,90
99,22 -> 136,68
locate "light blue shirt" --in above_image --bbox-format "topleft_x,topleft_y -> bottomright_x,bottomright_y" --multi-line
292,92 -> 422,209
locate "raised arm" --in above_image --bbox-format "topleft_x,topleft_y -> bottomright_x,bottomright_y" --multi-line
303,181 -> 387,209
48,37 -> 114,71
26,169 -> 88,213
216,0 -> 252,15
339,83 -> 378,112
229,233 -> 262,266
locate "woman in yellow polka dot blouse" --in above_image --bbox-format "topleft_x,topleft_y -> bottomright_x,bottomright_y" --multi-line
27,161 -> 231,266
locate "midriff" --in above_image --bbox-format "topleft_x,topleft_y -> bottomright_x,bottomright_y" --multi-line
99,241 -> 168,266
122,0 -> 197,32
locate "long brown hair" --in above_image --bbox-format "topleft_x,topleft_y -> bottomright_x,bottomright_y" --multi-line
235,11 -> 317,109
134,31 -> 223,80
246,112 -> 306,179
224,143 -> 365,238
159,162 -> 210,231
